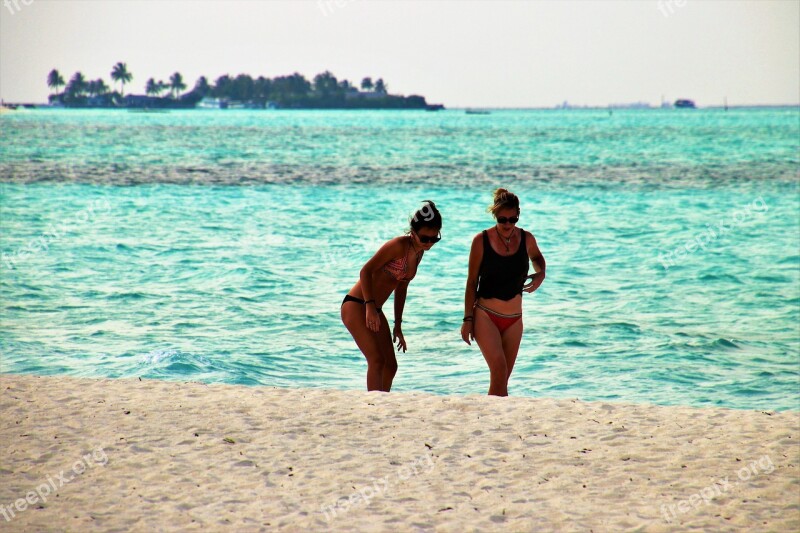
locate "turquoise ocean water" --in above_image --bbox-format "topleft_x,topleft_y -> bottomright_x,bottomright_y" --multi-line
1,108 -> 798,410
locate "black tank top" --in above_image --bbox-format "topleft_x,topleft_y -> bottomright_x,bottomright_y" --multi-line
477,229 -> 529,301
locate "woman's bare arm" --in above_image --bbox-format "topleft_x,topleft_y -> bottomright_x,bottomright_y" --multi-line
523,231 -> 546,292
359,237 -> 405,331
461,233 -> 484,344
359,237 -> 405,303
393,280 -> 408,352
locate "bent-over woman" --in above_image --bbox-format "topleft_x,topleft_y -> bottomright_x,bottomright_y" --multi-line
342,201 -> 443,391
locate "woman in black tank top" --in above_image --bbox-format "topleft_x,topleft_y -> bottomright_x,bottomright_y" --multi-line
461,189 -> 546,396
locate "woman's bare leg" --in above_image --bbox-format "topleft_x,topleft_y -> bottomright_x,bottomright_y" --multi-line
341,302 -> 386,391
377,312 -> 398,391
474,307 -> 509,396
500,319 -> 523,388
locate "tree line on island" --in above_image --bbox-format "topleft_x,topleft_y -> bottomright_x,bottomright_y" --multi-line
46,63 -> 437,109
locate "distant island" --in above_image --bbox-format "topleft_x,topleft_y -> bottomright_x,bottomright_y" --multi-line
44,63 -> 443,110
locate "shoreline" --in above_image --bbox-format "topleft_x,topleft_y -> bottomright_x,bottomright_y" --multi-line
1,373 -> 797,531
3,104 -> 799,110
1,369 -> 796,414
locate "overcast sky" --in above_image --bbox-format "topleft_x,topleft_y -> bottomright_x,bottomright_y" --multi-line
1,0 -> 798,107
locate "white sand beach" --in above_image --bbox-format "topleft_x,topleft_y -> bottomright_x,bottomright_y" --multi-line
1,373 -> 797,532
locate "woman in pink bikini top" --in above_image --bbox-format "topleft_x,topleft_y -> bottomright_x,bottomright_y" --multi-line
381,238 -> 423,282
341,200 -> 443,392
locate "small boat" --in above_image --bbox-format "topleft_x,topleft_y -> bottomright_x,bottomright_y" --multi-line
465,109 -> 490,115
674,99 -> 696,109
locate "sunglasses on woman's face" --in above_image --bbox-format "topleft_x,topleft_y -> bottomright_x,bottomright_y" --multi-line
417,232 -> 441,244
496,216 -> 519,224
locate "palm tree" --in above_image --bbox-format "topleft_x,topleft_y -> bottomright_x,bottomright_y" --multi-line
313,71 -> 338,95
47,69 -> 65,96
156,80 -> 168,97
374,78 -> 387,94
67,72 -> 87,98
193,76 -> 211,98
169,72 -> 186,99
254,76 -> 272,101
94,78 -> 108,95
231,74 -> 254,101
361,77 -> 373,92
86,80 -> 98,97
145,78 -> 159,96
213,75 -> 231,98
287,73 -> 311,96
110,62 -> 132,96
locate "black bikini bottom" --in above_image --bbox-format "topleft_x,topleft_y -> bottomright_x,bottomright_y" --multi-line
342,294 -> 384,313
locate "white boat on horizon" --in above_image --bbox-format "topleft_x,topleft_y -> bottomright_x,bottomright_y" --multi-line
197,97 -> 225,109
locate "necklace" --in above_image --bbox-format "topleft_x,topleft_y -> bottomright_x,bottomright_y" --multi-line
497,227 -> 513,252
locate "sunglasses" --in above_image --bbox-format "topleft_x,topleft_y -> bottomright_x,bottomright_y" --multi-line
416,231 -> 442,244
496,216 -> 519,224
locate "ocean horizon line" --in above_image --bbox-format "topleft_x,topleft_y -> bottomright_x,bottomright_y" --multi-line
3,102 -> 800,110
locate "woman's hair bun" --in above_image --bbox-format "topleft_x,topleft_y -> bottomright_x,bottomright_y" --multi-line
410,200 -> 442,231
488,188 -> 520,215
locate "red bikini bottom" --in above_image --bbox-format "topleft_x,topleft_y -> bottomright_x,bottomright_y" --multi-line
476,304 -> 522,334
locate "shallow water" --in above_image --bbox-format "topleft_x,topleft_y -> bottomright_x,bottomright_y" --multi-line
1,108 -> 798,410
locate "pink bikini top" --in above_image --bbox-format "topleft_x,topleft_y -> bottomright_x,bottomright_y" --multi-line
382,239 -> 422,282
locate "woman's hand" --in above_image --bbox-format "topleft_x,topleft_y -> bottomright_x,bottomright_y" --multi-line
461,320 -> 474,345
523,272 -> 545,293
393,323 -> 407,353
365,305 -> 381,332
